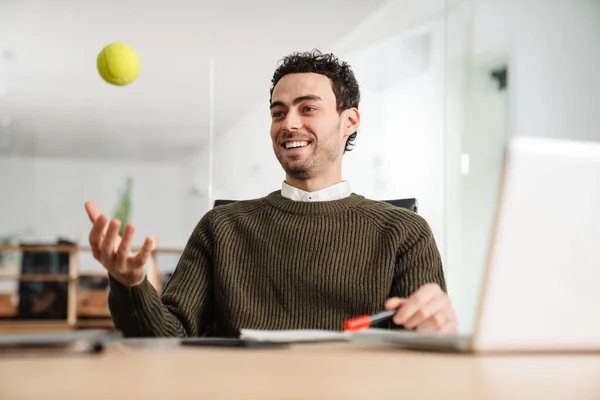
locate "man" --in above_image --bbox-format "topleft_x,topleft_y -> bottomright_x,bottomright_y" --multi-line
85,50 -> 458,337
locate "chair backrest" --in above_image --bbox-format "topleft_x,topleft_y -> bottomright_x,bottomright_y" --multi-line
380,198 -> 418,213
213,199 -> 239,208
214,198 -> 418,213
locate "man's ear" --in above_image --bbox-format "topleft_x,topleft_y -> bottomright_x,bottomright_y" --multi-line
342,108 -> 360,139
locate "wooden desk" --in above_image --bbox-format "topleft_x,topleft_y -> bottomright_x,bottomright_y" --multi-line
1,340 -> 599,399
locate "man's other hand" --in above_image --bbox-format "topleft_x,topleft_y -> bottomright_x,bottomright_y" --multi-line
385,283 -> 458,332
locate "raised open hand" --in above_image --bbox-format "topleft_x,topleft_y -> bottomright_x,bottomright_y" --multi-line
85,201 -> 154,287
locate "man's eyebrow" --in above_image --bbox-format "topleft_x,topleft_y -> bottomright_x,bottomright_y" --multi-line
269,95 -> 323,109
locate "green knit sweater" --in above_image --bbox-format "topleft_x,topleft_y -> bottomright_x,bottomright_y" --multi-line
108,191 -> 446,337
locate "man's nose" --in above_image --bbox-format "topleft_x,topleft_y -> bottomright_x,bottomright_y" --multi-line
281,109 -> 302,132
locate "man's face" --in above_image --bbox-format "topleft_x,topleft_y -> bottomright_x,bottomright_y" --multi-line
270,73 -> 349,180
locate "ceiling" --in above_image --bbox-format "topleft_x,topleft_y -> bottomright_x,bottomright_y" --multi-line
0,0 -> 388,162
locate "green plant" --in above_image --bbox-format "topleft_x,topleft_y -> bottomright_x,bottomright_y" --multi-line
0,235 -> 16,266
112,176 -> 133,236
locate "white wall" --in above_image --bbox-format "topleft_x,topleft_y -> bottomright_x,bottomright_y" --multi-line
181,147 -> 215,235
209,110 -> 282,201
0,156 -> 189,273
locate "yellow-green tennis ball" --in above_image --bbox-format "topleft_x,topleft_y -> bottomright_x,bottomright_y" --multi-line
97,43 -> 140,86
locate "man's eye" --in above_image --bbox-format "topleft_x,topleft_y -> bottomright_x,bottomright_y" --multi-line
272,111 -> 284,118
303,107 -> 315,112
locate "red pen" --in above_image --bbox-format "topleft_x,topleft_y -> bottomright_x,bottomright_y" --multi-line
343,309 -> 398,331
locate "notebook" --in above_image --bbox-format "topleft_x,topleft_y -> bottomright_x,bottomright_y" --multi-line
239,329 -> 353,343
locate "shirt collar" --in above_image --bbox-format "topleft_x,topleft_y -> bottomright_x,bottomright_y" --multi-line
281,181 -> 352,202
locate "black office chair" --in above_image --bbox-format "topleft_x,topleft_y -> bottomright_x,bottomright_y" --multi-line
214,197 -> 418,213
380,198 -> 418,213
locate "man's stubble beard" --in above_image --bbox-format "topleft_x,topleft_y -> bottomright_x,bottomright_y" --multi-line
275,122 -> 341,181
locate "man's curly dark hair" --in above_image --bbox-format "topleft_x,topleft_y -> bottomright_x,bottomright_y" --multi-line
270,49 -> 361,153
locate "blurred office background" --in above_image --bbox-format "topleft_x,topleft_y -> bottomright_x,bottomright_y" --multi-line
0,0 -> 598,332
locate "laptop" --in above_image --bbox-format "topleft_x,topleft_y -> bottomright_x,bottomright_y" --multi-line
354,136 -> 600,352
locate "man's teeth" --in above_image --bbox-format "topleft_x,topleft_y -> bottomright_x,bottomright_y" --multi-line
285,141 -> 309,149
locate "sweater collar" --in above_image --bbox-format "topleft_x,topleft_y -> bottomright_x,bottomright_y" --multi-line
265,190 -> 367,215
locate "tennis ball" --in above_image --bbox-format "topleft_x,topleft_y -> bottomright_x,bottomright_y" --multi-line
97,42 -> 140,86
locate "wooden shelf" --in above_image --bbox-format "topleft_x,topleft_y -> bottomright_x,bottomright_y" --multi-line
76,319 -> 114,329
0,245 -> 183,254
0,320 -> 74,334
0,274 -> 73,282
0,244 -> 174,333
0,245 -> 78,253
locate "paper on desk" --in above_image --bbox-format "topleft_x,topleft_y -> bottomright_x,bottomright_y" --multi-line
239,329 -> 353,343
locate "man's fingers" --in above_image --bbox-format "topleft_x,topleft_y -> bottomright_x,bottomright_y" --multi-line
415,315 -> 447,331
132,236 -> 155,268
393,284 -> 442,325
444,320 -> 459,333
415,311 -> 458,332
89,214 -> 108,259
115,223 -> 135,265
384,297 -> 407,310
100,219 -> 121,264
85,201 -> 102,223
403,295 -> 448,329
440,320 -> 459,333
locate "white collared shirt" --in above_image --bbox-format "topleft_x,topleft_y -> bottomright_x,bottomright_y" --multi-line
281,181 -> 352,202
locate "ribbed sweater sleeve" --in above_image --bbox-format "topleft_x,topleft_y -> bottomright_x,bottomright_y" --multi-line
391,212 -> 446,297
108,215 -> 215,337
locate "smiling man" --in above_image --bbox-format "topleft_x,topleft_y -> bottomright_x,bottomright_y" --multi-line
85,50 -> 458,337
